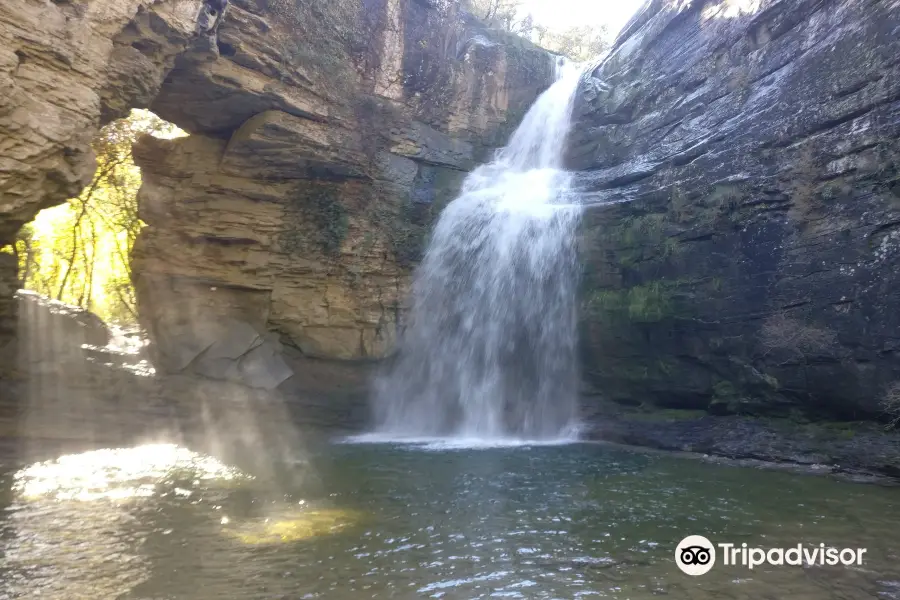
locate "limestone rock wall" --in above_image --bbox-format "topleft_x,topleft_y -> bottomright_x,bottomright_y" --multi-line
130,0 -> 556,382
0,0 -> 554,432
0,0 -> 554,396
570,0 -> 900,419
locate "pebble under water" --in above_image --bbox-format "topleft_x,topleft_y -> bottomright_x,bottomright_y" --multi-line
0,441 -> 898,599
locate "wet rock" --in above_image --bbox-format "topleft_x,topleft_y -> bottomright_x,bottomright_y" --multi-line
185,319 -> 292,390
570,0 -> 900,421
16,290 -> 110,356
583,399 -> 900,481
238,340 -> 293,390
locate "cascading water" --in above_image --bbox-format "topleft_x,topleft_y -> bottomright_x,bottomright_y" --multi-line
372,60 -> 585,441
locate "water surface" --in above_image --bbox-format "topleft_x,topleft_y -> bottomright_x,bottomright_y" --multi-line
0,441 -> 897,599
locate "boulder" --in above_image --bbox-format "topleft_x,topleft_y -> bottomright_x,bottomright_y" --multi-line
16,290 -> 111,362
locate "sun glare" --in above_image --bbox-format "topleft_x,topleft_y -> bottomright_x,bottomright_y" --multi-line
14,444 -> 250,502
16,108 -> 186,325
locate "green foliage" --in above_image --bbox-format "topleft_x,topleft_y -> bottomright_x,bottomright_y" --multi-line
614,214 -> 666,246
625,408 -> 708,422
469,0 -> 520,24
15,109 -> 183,325
361,198 -> 433,267
657,359 -> 676,376
383,206 -> 426,267
788,144 -> 822,222
760,313 -> 837,357
712,380 -> 738,400
670,186 -> 692,223
708,379 -> 742,414
591,212 -> 679,269
626,282 -> 674,321
359,166 -> 462,266
726,65 -> 752,103
873,140 -> 900,206
670,183 -> 742,225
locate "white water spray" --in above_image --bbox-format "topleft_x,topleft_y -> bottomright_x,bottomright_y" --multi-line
372,60 -> 585,441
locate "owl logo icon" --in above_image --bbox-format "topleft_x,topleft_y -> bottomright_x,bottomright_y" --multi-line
676,535 -> 716,575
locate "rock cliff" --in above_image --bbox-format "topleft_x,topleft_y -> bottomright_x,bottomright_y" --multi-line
571,0 -> 900,421
134,0 -> 555,386
1,0 -> 557,391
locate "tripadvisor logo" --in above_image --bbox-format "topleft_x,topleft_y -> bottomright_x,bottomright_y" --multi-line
676,535 -> 716,576
675,535 -> 867,576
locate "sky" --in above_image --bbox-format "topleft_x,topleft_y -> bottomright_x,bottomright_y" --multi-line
518,0 -> 645,38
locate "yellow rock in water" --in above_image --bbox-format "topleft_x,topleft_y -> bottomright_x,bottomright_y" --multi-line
224,508 -> 362,545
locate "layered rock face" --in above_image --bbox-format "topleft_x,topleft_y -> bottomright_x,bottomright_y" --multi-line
571,0 -> 900,420
132,0 -> 555,387
1,0 -> 556,395
0,0 -> 200,375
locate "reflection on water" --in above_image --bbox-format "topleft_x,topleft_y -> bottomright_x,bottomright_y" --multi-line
223,507 -> 363,545
14,444 -> 248,501
0,442 -> 897,599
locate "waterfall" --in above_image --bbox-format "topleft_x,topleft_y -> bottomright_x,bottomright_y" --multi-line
372,60 -> 584,441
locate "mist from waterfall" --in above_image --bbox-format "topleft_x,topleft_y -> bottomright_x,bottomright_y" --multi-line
371,60 -> 585,441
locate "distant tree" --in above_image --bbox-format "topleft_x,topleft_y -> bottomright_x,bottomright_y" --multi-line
760,312 -> 837,365
14,224 -> 37,287
541,24 -> 610,62
12,110 -> 184,324
533,23 -> 549,45
470,0 -> 521,29
516,13 -> 534,38
882,382 -> 900,430
466,0 -> 611,62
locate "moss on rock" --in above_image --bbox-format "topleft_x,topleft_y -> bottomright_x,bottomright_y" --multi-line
280,184 -> 349,257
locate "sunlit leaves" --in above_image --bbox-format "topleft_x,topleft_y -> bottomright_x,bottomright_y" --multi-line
15,110 -> 185,325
